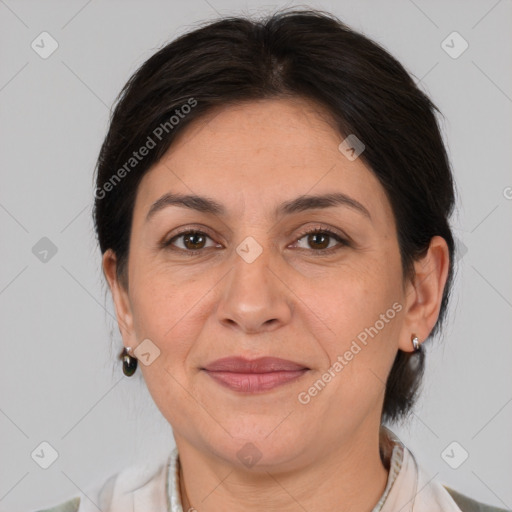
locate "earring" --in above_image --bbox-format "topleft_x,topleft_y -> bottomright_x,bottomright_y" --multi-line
120,346 -> 137,376
411,334 -> 421,352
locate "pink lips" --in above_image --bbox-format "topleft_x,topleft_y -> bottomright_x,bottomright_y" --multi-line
202,356 -> 309,393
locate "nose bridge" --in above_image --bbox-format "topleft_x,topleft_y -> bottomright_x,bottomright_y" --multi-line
216,233 -> 292,332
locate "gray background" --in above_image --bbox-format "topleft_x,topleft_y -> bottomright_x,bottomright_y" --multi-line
1,0 -> 511,510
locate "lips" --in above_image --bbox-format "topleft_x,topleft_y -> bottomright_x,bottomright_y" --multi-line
202,356 -> 309,373
201,357 -> 310,393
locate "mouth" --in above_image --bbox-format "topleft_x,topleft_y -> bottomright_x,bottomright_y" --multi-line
201,356 -> 310,393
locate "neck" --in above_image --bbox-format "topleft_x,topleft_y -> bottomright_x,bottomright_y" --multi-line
176,425 -> 390,512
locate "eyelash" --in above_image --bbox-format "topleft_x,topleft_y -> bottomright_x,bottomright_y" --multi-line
161,226 -> 349,256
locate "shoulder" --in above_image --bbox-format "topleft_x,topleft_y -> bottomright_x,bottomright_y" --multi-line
444,486 -> 512,512
32,473 -> 116,512
383,428 -> 510,512
32,452 -> 174,512
33,497 -> 81,512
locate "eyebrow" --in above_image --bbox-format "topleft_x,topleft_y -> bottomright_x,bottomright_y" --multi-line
145,191 -> 371,222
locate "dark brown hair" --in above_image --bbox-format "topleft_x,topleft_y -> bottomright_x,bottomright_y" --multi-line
93,8 -> 456,424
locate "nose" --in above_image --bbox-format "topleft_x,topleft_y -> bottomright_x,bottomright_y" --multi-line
216,242 -> 293,334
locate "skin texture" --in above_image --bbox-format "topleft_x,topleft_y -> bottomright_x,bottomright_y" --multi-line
103,97 -> 450,512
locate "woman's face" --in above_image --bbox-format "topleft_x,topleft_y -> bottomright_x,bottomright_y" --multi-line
106,97 -> 426,469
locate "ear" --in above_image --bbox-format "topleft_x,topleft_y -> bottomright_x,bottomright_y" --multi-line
398,236 -> 450,352
102,249 -> 137,348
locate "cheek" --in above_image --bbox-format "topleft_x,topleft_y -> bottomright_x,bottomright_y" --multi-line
301,250 -> 404,380
308,262 -> 401,337
130,249 -> 198,318
127,261 -> 201,354
304,275 -> 402,413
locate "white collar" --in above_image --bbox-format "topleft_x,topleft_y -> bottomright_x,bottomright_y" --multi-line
374,427 -> 463,512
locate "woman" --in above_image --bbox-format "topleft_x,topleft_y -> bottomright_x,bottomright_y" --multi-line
35,8 -> 509,512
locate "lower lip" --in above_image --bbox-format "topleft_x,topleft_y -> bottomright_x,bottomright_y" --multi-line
203,369 -> 309,392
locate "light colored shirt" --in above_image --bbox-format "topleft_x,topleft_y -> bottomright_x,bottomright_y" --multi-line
35,427 -> 508,512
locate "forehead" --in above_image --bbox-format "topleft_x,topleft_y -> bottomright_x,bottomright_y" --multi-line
169,97 -> 343,166
133,97 -> 391,223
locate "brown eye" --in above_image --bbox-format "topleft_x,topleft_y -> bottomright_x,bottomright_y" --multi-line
164,230 -> 217,252
293,227 -> 348,254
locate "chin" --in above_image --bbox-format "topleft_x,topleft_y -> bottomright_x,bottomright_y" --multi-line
205,421 -> 309,472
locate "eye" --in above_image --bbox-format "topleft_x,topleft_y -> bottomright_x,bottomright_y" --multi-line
162,229 -> 219,253
292,227 -> 348,254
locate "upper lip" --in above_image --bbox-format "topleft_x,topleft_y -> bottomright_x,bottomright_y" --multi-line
202,356 -> 309,373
